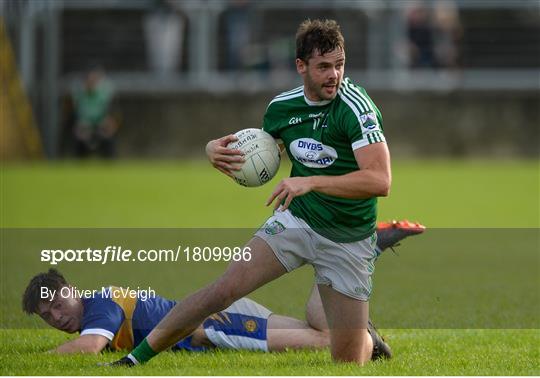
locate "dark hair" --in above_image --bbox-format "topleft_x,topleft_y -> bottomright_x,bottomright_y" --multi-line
295,19 -> 345,62
22,269 -> 67,314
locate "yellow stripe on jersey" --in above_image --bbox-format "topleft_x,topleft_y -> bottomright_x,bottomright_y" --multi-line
208,312 -> 232,325
109,286 -> 137,351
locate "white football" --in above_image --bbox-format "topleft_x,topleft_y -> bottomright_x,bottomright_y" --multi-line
227,128 -> 281,187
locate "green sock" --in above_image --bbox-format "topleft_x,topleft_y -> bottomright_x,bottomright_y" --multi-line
129,338 -> 158,364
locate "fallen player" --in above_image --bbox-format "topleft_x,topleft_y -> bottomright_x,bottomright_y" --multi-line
22,220 -> 424,360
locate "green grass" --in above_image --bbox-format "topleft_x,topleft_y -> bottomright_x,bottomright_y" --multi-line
0,329 -> 538,375
1,159 -> 539,375
2,159 -> 538,228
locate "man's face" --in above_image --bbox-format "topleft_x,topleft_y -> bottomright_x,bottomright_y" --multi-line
85,70 -> 102,92
36,286 -> 83,334
296,47 -> 345,102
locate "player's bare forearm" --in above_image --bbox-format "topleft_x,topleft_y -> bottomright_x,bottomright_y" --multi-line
312,142 -> 391,199
311,168 -> 390,199
50,335 -> 108,354
266,142 -> 390,210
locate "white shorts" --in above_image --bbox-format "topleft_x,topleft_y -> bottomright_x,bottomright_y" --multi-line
255,209 -> 379,301
203,298 -> 273,352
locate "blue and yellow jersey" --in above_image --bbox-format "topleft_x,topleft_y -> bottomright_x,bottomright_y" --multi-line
79,287 -> 203,351
79,287 -> 271,352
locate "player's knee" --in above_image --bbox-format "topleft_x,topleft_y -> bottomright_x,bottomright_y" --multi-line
331,346 -> 366,364
331,353 -> 365,364
330,337 -> 368,364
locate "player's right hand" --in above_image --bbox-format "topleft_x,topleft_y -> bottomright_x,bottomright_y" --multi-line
205,135 -> 245,177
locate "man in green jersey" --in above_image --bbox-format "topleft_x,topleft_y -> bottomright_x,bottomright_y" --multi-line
109,19 -> 392,366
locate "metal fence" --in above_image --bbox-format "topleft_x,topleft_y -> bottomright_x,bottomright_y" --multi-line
2,0 -> 539,157
4,0 -> 540,91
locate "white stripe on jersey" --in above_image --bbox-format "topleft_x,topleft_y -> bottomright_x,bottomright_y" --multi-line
343,78 -> 375,113
338,87 -> 367,126
351,131 -> 386,150
339,79 -> 385,150
274,85 -> 304,99
80,328 -> 115,340
342,83 -> 370,113
341,81 -> 374,114
268,90 -> 304,106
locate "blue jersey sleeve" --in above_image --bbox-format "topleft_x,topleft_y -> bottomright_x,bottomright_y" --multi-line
80,295 -> 124,341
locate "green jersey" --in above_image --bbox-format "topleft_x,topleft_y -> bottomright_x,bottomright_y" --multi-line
73,79 -> 114,127
262,77 -> 386,242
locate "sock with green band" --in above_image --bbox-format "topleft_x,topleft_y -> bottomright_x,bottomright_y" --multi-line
129,338 -> 158,364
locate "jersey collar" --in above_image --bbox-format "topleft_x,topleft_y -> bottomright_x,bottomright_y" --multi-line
303,92 -> 332,107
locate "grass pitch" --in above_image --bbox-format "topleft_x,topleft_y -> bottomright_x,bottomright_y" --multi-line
1,159 -> 539,375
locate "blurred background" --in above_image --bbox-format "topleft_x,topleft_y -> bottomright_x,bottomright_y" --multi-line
1,1 -> 538,350
2,0 -> 539,160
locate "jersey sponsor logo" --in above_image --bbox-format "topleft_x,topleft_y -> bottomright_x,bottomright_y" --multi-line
288,116 -> 302,125
244,319 -> 258,332
289,138 -> 338,168
360,111 -> 378,130
297,140 -> 323,151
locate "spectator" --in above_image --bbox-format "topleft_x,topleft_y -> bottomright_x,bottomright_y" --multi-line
406,1 -> 436,68
433,0 -> 463,69
72,67 -> 117,159
222,0 -> 252,71
144,0 -> 184,75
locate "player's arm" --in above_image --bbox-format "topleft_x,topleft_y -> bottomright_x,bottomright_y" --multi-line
50,334 -> 109,354
205,135 -> 245,177
311,142 -> 391,198
266,142 -> 390,210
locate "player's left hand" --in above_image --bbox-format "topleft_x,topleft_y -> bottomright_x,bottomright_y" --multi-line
266,177 -> 313,211
98,356 -> 136,367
